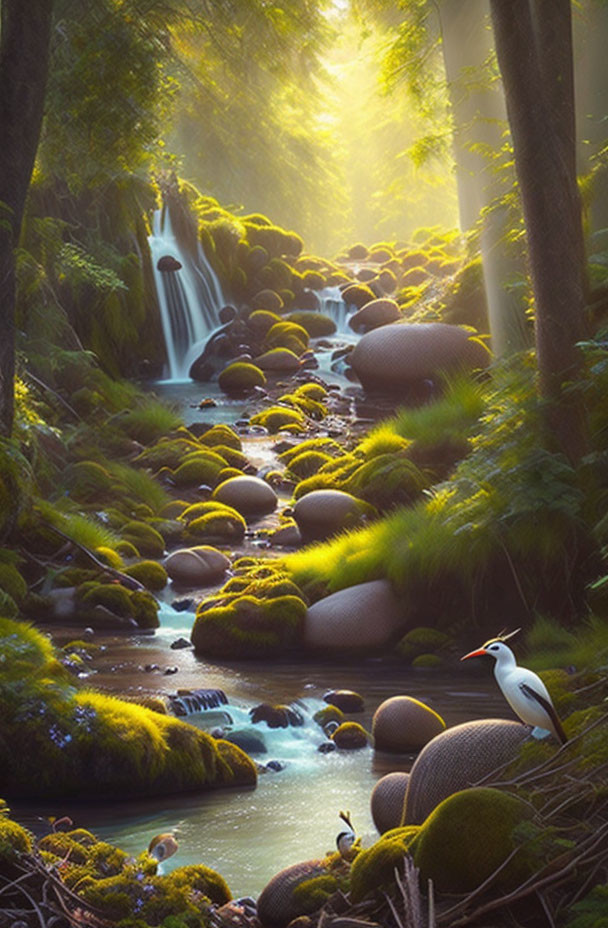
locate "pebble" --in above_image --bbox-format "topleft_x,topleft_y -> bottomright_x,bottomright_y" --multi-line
170,638 -> 192,650
164,666 -> 179,675
317,741 -> 336,754
171,599 -> 194,612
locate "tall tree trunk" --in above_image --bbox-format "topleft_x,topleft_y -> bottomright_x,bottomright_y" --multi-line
0,0 -> 54,436
490,0 -> 587,463
438,0 -> 530,357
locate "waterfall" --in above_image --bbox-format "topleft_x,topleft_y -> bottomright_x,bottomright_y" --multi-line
148,207 -> 225,381
316,286 -> 355,335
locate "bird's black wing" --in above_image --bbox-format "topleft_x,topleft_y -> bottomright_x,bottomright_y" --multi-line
519,683 -> 568,744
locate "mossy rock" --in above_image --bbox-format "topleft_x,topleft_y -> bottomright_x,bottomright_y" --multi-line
293,383 -> 328,402
342,283 -> 376,308
265,321 -> 309,351
165,863 -> 231,905
250,406 -> 306,433
94,546 -> 124,569
121,521 -> 165,557
134,438 -> 200,472
198,424 -> 242,451
345,453 -> 426,511
256,347 -> 301,373
191,594 -> 306,659
170,457 -> 219,489
287,311 -> 336,337
183,505 -> 247,544
209,444 -> 248,470
79,581 -> 133,618
248,309 -> 283,334
412,653 -> 443,668
278,392 -> 327,420
115,539 -> 141,559
123,560 -> 168,591
212,475 -> 278,515
330,721 -> 369,750
413,787 -> 536,894
218,362 -> 267,394
0,563 -> 27,604
287,451 -> 334,480
251,289 -> 284,313
349,826 -> 420,902
0,812 -> 33,862
396,626 -> 453,662
278,437 -> 341,466
67,460 -> 114,502
0,618 -> 257,799
312,705 -> 344,727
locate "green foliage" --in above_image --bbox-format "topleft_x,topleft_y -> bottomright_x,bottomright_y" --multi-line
0,617 -> 256,799
565,884 -> 608,928
350,828 -> 420,903
118,400 -> 182,445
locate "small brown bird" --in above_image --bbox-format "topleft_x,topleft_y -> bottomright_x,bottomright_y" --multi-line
148,833 -> 179,862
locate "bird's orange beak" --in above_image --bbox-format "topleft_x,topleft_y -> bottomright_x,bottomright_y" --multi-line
460,648 -> 488,661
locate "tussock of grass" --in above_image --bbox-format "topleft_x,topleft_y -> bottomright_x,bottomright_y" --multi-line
109,463 -> 170,513
37,500 -> 121,551
392,377 -> 485,444
524,615 -> 608,672
118,398 -> 181,444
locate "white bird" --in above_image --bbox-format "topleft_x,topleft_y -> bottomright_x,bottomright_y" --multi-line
461,629 -> 568,744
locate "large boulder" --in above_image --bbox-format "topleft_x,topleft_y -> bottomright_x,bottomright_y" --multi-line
372,696 -> 445,753
350,322 -> 489,393
403,719 -> 530,825
371,772 -> 410,835
212,475 -> 278,515
164,547 -> 231,587
348,298 -> 401,333
257,859 -> 336,928
304,579 -> 403,651
255,348 -> 301,372
293,489 -> 374,543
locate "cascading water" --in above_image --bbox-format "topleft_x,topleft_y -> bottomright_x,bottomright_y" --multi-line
316,285 -> 354,335
148,207 -> 225,381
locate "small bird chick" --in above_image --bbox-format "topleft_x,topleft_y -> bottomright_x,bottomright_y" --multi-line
336,810 -> 359,862
148,833 -> 179,862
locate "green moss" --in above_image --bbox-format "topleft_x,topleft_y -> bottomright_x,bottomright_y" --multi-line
121,521 -> 165,557
218,362 -> 266,394
130,591 -> 161,629
211,445 -> 248,470
265,321 -> 309,351
278,392 -> 327,420
397,626 -> 452,662
413,788 -> 536,894
67,460 -> 114,502
292,872 -> 340,912
350,827 -> 420,902
118,400 -> 182,445
294,382 -> 328,402
412,653 -> 443,668
286,450 -> 334,479
199,424 -> 242,451
346,453 -> 426,511
331,721 -> 369,749
191,594 -> 306,659
278,437 -> 342,466
166,864 -> 231,906
250,406 -> 306,433
287,311 -> 336,337
94,546 -> 125,569
248,309 -> 282,334
134,438 -> 201,472
313,705 -> 344,726
184,509 -> 247,544
79,581 -> 133,617
0,810 -> 32,862
115,539 -> 141,559
0,563 -> 27,603
172,455 -> 224,488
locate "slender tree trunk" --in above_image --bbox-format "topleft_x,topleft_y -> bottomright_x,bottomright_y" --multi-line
438,0 -> 530,357
0,0 -> 54,436
490,0 -> 587,463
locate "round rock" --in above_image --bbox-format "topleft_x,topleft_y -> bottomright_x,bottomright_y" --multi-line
255,348 -> 301,372
304,579 -> 403,651
372,696 -> 445,754
212,475 -> 278,515
371,772 -> 410,834
164,547 -> 231,586
323,689 -> 364,713
350,322 -> 489,393
403,719 -> 530,825
293,489 -> 372,543
349,298 -> 401,333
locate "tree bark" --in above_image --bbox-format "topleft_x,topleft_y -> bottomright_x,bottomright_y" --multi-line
0,0 -> 54,436
438,0 -> 531,357
490,0 -> 587,463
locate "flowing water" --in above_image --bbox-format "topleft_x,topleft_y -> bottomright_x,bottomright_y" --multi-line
148,208 -> 225,381
18,602 -> 506,899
